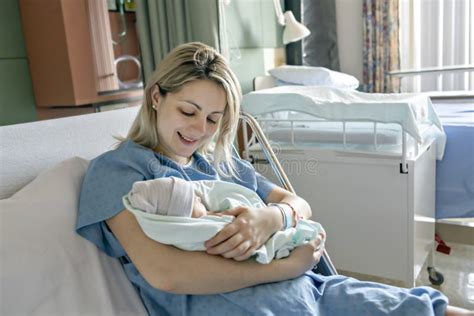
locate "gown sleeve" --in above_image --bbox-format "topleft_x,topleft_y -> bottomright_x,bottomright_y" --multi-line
76,141 -> 156,256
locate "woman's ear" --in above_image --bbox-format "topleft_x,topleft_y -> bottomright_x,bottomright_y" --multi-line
150,84 -> 162,111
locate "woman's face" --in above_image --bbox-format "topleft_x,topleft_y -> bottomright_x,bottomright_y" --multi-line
152,79 -> 227,164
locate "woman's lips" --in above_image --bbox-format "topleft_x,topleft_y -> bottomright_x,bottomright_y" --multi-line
178,132 -> 198,145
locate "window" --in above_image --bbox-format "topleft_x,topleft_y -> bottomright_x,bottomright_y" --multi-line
399,0 -> 473,93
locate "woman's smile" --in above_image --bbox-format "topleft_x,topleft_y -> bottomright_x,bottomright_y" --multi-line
177,131 -> 199,146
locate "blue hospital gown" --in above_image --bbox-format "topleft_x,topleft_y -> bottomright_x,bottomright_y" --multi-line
76,140 -> 448,316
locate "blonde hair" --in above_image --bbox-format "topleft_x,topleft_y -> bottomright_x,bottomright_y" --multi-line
125,42 -> 242,177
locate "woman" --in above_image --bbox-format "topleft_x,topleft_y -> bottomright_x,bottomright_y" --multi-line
77,42 -> 469,315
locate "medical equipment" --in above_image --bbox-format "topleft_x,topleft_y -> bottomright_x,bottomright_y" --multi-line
241,77 -> 447,287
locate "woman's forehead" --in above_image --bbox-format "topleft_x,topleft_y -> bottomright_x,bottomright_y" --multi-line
173,80 -> 227,112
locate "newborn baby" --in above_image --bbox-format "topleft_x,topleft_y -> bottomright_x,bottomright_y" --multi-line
124,177 -> 326,264
126,177 -> 267,218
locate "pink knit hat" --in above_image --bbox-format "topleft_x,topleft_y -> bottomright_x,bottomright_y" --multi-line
128,177 -> 194,217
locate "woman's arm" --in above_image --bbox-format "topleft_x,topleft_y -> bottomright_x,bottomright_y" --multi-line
266,186 -> 312,220
106,209 -> 323,295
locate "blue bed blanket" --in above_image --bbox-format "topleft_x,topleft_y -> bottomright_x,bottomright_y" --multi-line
135,270 -> 448,316
433,101 -> 474,219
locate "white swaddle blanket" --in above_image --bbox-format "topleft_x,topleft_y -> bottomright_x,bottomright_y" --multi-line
123,179 -> 325,264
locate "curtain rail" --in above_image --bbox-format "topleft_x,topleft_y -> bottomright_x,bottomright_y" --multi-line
387,65 -> 474,77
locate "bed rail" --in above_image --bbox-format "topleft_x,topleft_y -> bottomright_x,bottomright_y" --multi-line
388,64 -> 474,77
240,112 -> 338,276
244,116 -> 416,174
387,64 -> 474,98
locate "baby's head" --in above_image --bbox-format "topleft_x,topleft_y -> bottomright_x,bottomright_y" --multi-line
129,177 -> 202,217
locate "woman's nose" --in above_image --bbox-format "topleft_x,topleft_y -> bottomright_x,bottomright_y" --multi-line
191,117 -> 206,136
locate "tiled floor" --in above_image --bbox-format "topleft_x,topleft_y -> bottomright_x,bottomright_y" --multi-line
340,242 -> 474,310
416,242 -> 474,310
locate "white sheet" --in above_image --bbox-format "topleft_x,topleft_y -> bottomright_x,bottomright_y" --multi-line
242,86 -> 446,157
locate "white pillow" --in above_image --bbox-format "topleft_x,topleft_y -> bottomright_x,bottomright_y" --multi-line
269,65 -> 360,90
0,157 -> 147,316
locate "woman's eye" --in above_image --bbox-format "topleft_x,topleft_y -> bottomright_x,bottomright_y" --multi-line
181,111 -> 194,117
207,118 -> 217,125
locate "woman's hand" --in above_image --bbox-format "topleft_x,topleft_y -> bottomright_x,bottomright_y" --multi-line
204,206 -> 280,261
285,233 -> 325,278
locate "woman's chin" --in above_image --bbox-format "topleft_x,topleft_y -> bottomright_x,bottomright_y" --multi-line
174,150 -> 194,163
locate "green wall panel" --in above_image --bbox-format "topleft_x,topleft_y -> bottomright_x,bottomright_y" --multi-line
230,49 -> 267,94
0,0 -> 27,58
225,0 -> 283,48
0,60 -> 36,126
224,0 -> 285,94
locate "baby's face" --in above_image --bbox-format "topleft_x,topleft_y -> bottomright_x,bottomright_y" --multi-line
191,196 -> 208,218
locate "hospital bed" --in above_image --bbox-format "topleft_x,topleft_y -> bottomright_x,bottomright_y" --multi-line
431,99 -> 474,219
0,106 -> 336,315
388,65 -> 474,220
241,76 -> 447,287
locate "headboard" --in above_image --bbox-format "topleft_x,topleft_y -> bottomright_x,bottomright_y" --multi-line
0,106 -> 139,199
253,75 -> 277,91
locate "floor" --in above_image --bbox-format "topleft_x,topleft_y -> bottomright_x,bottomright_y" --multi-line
416,242 -> 474,310
339,227 -> 474,311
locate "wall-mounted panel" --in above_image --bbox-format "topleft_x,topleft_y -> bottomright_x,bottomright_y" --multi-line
230,48 -> 284,94
0,60 -> 36,125
0,0 -> 27,58
224,0 -> 283,49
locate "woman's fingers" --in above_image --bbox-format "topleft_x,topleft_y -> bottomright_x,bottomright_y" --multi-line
221,240 -> 252,259
205,206 -> 275,260
219,206 -> 245,216
207,231 -> 245,255
233,245 -> 256,261
204,223 -> 240,250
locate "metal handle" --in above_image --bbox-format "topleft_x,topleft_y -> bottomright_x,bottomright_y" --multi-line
114,55 -> 143,89
240,111 -> 338,276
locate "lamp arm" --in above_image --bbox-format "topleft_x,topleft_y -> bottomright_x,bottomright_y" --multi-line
272,0 -> 286,25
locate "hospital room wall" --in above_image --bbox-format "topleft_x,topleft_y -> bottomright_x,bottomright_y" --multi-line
0,0 -> 364,123
225,0 -> 364,94
0,0 -> 37,126
335,0 -> 364,82
224,0 -> 285,94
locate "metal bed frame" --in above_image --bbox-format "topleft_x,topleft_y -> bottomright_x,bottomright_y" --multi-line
387,64 -> 474,99
241,116 -> 429,175
240,112 -> 338,276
